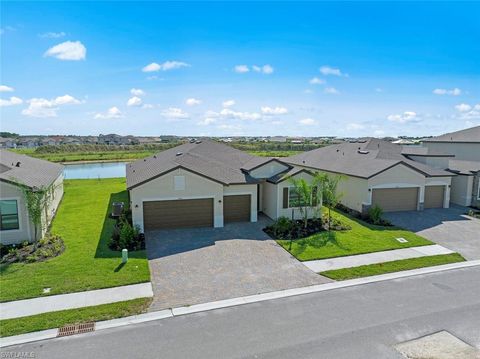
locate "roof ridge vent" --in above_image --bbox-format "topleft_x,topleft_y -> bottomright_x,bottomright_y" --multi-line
358,150 -> 369,154
176,152 -> 183,156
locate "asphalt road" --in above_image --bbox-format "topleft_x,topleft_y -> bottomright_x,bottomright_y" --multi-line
3,267 -> 480,359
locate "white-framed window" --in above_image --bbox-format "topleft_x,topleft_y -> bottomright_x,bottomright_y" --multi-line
0,200 -> 20,231
287,186 -> 318,208
174,176 -> 186,191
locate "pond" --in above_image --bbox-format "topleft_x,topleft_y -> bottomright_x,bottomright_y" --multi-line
63,162 -> 128,179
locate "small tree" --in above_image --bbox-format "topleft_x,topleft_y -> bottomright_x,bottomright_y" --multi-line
18,184 -> 51,246
288,177 -> 319,228
316,173 -> 344,231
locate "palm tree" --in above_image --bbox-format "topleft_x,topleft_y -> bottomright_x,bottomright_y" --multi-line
315,173 -> 344,231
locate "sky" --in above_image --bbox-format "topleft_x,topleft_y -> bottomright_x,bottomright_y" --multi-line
1,1 -> 480,138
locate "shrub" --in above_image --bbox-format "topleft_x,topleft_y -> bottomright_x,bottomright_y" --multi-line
0,233 -> 65,264
368,205 -> 383,225
109,219 -> 144,251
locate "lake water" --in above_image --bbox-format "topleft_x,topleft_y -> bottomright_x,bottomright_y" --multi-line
63,162 -> 128,179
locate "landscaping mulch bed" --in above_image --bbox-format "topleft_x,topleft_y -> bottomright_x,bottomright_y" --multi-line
335,203 -> 393,227
1,234 -> 65,264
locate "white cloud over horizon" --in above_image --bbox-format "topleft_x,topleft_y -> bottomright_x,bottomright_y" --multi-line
387,111 -> 420,124
0,97 -> 23,107
127,96 -> 143,107
309,77 -> 326,85
299,118 -> 316,125
261,106 -> 288,115
142,61 -> 190,72
22,95 -> 82,117
234,65 -> 250,73
319,66 -> 345,77
94,107 -> 123,119
433,88 -> 461,96
222,99 -> 235,107
39,32 -> 66,39
185,98 -> 202,106
130,88 -> 145,96
161,107 -> 189,120
44,41 -> 86,61
0,85 -> 14,92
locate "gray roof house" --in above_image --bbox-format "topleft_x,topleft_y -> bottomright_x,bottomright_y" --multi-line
0,150 -> 64,244
127,140 -> 314,231
420,126 -> 480,207
284,138 -> 454,213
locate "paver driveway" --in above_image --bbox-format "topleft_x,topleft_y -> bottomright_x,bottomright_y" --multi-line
146,216 -> 331,311
384,205 -> 480,260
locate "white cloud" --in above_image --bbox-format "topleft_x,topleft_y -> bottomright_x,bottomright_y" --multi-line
299,118 -> 317,126
309,77 -> 325,85
346,123 -> 365,130
319,66 -> 344,76
142,61 -> 190,72
455,103 -> 480,120
387,111 -> 419,124
127,96 -> 142,107
234,65 -> 249,73
44,41 -> 86,61
261,106 -> 288,115
455,103 -> 472,112
39,32 -> 66,38
142,104 -> 154,109
185,98 -> 202,106
22,96 -> 81,116
220,108 -> 261,121
94,107 -> 123,120
222,99 -> 235,108
130,88 -> 145,96
324,87 -> 340,95
161,107 -> 189,120
197,117 -> 217,126
0,97 -> 23,107
22,95 -> 82,117
0,85 -> 14,92
433,88 -> 462,96
252,64 -> 274,74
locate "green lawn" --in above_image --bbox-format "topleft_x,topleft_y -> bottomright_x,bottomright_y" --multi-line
277,208 -> 433,261
247,150 -> 303,157
11,149 -> 156,162
0,178 -> 150,302
320,253 -> 465,280
0,297 -> 152,337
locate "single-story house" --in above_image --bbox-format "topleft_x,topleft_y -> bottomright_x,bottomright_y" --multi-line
421,126 -> 480,208
284,138 -> 454,213
0,138 -> 17,149
126,140 -> 316,232
0,150 -> 64,245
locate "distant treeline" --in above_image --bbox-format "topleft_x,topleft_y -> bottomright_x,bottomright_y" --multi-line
33,143 -> 181,154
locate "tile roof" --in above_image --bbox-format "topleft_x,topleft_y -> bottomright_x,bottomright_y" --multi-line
0,150 -> 64,189
285,138 -> 453,178
422,126 -> 480,143
126,140 -> 273,189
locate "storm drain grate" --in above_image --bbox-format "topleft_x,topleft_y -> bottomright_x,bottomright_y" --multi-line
57,322 -> 95,337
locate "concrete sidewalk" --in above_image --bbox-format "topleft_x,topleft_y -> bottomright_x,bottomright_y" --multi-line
303,244 -> 454,272
0,283 -> 153,320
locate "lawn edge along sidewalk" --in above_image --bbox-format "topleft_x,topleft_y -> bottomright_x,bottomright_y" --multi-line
2,260 -> 478,348
0,283 -> 153,320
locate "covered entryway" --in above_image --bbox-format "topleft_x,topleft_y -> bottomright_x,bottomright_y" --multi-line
372,187 -> 418,212
143,198 -> 214,230
223,195 -> 251,223
424,185 -> 445,209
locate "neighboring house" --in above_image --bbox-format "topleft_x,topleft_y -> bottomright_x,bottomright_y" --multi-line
40,137 -> 58,146
126,140 -> 316,232
269,136 -> 288,143
0,138 -> 16,149
421,126 -> 480,208
285,138 -> 454,213
18,138 -> 38,148
0,150 -> 64,245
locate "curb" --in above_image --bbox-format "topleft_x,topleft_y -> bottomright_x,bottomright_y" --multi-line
2,260 -> 479,348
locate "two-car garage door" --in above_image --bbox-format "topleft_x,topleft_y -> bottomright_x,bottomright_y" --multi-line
142,194 -> 252,231
143,198 -> 214,231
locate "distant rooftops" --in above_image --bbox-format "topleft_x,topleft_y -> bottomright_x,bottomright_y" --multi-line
0,150 -> 64,188
285,138 -> 453,178
423,126 -> 480,143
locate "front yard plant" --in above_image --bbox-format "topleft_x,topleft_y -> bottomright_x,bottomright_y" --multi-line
1,233 -> 65,264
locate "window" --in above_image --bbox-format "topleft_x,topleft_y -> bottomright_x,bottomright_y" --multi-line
288,188 -> 309,207
477,182 -> 480,200
0,200 -> 20,231
174,176 -> 186,191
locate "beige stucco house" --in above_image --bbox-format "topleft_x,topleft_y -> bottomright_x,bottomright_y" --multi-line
420,126 -> 480,208
285,138 -> 454,214
0,150 -> 64,245
127,140 -> 317,231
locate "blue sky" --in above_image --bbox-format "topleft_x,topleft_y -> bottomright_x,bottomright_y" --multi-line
1,1 -> 479,137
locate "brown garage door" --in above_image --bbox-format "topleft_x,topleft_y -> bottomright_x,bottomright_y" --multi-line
143,198 -> 213,230
424,185 -> 444,209
372,187 -> 418,212
223,195 -> 251,223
